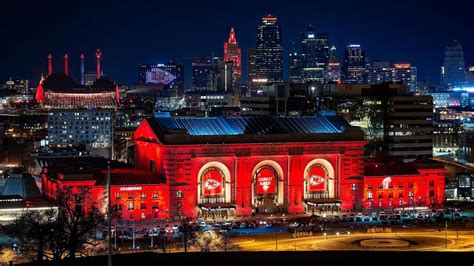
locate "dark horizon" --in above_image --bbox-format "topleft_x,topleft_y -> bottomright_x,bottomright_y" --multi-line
2,0 -> 474,87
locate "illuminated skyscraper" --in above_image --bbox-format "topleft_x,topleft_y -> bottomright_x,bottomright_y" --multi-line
441,40 -> 466,88
300,25 -> 326,82
224,28 -> 241,89
252,15 -> 284,84
326,45 -> 341,83
343,44 -> 366,83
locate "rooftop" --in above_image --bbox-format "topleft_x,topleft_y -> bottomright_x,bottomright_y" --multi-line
141,114 -> 365,145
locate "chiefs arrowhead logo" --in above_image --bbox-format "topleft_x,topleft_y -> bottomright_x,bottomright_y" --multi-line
309,175 -> 325,186
204,178 -> 221,190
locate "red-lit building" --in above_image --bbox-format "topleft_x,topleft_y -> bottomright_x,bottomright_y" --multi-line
39,114 -> 446,222
363,158 -> 445,209
132,114 -> 367,219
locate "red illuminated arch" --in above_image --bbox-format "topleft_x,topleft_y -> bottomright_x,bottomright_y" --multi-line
304,159 -> 335,199
197,162 -> 231,204
201,167 -> 225,198
254,166 -> 278,196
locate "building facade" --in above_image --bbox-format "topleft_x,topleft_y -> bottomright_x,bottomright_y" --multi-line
441,40 -> 466,88
251,15 -> 284,86
343,44 -> 366,84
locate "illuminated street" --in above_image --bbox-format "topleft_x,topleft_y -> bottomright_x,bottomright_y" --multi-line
235,230 -> 474,252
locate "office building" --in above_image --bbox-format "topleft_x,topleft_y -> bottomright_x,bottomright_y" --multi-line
343,44 -> 366,83
441,40 -> 466,88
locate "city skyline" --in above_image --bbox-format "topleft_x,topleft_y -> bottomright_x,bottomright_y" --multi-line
2,0 -> 473,86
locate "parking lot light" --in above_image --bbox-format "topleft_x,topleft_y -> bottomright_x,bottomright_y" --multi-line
347,231 -> 351,235
336,232 -> 340,236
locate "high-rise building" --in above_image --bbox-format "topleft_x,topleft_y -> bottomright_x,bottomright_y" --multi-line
138,62 -> 185,96
315,33 -> 330,66
289,52 -> 303,83
385,96 -> 434,160
367,61 -> 392,84
441,40 -> 466,88
392,63 -> 417,92
466,66 -> 474,84
253,15 -> 284,84
217,60 -> 234,92
192,57 -> 219,91
343,44 -> 366,84
300,25 -> 328,83
326,46 -> 341,83
224,28 -> 242,90
247,48 -> 257,89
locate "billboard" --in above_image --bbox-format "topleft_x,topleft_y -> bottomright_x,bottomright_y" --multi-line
307,164 -> 328,192
255,167 -> 277,195
201,168 -> 224,197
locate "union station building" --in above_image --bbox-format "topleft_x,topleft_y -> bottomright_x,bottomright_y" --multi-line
39,114 -> 446,221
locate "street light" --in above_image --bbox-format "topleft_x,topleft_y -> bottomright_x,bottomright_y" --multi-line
323,232 -> 327,239
336,232 -> 340,236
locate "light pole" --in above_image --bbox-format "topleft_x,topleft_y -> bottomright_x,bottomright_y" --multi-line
275,230 -> 278,250
445,220 -> 448,248
107,161 -> 112,266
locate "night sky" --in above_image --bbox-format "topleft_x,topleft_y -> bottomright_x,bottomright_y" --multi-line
2,0 -> 473,87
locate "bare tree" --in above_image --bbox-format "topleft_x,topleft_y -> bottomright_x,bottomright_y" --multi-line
178,218 -> 196,253
53,187 -> 105,260
8,208 -> 57,263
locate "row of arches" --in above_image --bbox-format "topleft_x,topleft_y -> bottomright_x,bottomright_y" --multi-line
196,159 -> 336,213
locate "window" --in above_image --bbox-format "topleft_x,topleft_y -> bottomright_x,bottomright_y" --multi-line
398,183 -> 403,189
378,193 -> 384,199
368,192 -> 373,199
429,180 -> 435,187
177,191 -> 184,199
127,202 -> 134,210
152,191 -> 159,199
140,192 -> 146,199
352,184 -> 357,191
152,203 -> 159,209
408,182 -> 414,188
115,193 -> 121,200
429,190 -> 435,197
140,203 -> 146,210
128,193 -> 134,200
150,160 -> 156,172
389,193 -> 393,199
368,183 -> 373,189
399,200 -> 404,206
398,193 -> 403,198
408,191 -> 414,198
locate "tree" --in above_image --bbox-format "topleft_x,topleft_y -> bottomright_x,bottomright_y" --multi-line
0,247 -> 16,265
178,218 -> 196,252
195,231 -> 223,252
7,208 -> 57,262
54,187 -> 105,260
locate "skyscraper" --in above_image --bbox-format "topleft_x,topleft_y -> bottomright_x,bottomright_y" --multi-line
441,40 -> 466,88
289,51 -> 303,83
367,61 -> 392,84
326,45 -> 341,83
300,25 -> 326,82
392,63 -> 417,92
253,15 -> 284,84
224,28 -> 242,90
192,57 -> 219,91
343,44 -> 366,84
